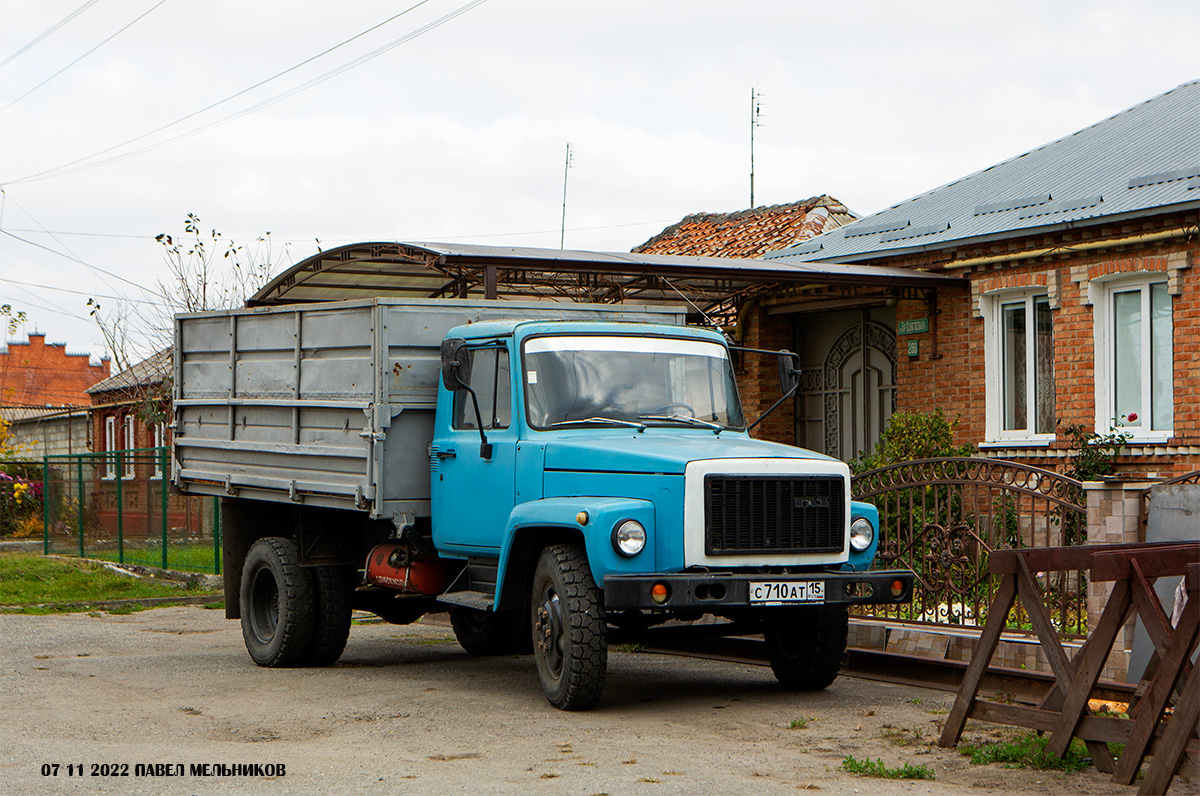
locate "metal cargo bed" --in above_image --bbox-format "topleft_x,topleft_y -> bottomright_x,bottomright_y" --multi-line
172,298 -> 683,520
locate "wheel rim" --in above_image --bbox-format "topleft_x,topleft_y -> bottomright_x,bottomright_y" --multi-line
535,587 -> 564,677
248,565 -> 280,644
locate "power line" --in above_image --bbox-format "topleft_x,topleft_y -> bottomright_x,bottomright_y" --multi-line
2,0 -> 170,112
0,0 -> 102,69
0,0 -> 482,186
0,276 -> 157,305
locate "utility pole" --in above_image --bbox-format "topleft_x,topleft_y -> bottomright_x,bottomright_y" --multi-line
560,142 -> 573,250
750,88 -> 763,209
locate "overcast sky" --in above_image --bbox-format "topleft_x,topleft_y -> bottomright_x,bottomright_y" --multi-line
0,0 -> 1196,367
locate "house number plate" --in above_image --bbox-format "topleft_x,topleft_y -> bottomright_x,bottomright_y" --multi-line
749,580 -> 825,604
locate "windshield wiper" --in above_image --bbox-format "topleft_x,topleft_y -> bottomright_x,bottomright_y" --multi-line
548,416 -> 648,430
637,414 -> 726,434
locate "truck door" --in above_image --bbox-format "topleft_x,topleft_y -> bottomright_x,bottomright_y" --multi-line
432,342 -> 517,554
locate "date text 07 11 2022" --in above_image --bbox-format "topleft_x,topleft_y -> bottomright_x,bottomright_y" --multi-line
41,763 -> 287,777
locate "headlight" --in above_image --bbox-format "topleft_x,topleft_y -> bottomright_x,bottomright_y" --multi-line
850,517 -> 875,552
612,519 -> 646,557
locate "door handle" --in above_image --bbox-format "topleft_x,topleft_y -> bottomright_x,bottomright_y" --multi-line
436,449 -> 457,459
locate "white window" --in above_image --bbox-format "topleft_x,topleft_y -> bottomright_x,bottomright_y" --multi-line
1093,276 -> 1173,439
983,290 -> 1055,443
104,416 -> 117,479
152,422 -> 165,478
124,415 -> 136,479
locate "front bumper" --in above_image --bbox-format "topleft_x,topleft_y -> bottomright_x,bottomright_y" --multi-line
604,569 -> 914,610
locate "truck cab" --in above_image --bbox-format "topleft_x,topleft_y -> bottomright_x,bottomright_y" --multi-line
427,319 -> 905,708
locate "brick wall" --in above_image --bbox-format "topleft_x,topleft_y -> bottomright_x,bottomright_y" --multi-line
0,333 -> 110,406
878,210 -> 1199,478
737,301 -> 796,445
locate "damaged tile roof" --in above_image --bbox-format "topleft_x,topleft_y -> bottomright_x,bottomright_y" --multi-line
632,195 -> 857,259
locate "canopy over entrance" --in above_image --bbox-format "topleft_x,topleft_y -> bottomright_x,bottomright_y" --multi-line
248,241 -> 966,311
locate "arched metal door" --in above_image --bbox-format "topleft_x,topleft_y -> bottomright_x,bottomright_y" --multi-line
797,318 -> 896,460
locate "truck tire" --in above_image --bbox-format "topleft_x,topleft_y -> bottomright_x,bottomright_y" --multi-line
449,606 -> 526,656
763,605 -> 849,690
530,544 -> 607,710
240,537 -> 315,668
302,565 -> 354,666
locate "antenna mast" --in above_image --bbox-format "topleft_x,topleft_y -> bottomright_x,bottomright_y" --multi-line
560,142 -> 574,249
750,88 -> 763,208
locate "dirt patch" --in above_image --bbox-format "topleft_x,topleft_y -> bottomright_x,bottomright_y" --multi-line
3,607 -> 1194,796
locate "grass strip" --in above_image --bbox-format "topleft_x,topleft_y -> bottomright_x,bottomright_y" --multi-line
960,731 -> 1099,772
841,755 -> 936,780
0,551 -> 217,613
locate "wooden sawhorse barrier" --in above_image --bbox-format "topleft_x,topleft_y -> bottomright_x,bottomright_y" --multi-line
937,542 -> 1199,794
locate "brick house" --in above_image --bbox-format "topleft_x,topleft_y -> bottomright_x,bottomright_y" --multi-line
763,80 -> 1199,477
0,332 -> 110,407
86,349 -> 172,480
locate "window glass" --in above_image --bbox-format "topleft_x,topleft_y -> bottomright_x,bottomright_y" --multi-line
1150,282 -> 1171,431
1001,302 -> 1027,430
996,294 -> 1054,436
1112,288 -> 1142,425
452,347 -> 511,430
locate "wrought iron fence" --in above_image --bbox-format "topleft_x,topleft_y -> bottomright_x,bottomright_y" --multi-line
852,457 -> 1087,637
40,448 -> 222,574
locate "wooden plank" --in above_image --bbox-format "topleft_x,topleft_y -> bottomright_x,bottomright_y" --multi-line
1048,578 -> 1131,760
938,574 -> 1016,748
1138,658 -> 1200,796
1114,593 -> 1200,785
1015,556 -> 1074,685
967,702 -> 1132,744
988,542 -> 1188,576
1091,543 -> 1200,582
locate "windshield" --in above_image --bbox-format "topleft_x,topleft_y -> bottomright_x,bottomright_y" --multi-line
523,335 -> 744,429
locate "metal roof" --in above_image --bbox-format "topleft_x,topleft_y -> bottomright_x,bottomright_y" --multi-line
247,241 -> 965,309
769,79 -> 1200,264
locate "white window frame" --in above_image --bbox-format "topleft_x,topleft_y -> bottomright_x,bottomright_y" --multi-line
123,414 -> 136,479
103,416 -> 117,479
1090,273 -> 1173,442
981,288 -> 1055,445
152,422 -> 165,478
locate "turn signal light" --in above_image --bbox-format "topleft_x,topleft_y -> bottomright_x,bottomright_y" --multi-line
891,579 -> 905,598
650,583 -> 670,605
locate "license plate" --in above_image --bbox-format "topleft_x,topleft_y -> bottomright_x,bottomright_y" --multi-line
749,580 -> 825,605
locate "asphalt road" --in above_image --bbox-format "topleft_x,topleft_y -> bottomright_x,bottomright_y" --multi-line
2,607 -> 1188,796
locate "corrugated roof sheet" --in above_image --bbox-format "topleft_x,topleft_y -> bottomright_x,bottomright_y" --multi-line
86,348 -> 171,395
632,196 -> 857,258
769,80 -> 1200,264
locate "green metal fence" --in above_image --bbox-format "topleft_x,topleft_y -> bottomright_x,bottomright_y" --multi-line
41,448 -> 222,574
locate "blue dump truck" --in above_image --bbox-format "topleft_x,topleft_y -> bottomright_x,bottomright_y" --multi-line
173,297 -> 912,710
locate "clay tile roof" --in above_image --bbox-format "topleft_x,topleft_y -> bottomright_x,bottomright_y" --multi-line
632,195 -> 857,259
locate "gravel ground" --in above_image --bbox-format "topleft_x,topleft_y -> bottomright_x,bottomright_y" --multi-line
1,606 -> 1193,796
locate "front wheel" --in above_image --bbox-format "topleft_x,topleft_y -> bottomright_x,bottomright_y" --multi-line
531,544 -> 607,710
763,605 -> 849,690
239,537 -> 315,668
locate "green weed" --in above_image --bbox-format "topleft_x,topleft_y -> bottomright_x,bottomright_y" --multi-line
841,755 -> 935,780
960,732 -> 1094,772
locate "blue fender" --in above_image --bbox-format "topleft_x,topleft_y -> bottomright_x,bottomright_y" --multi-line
844,500 -> 881,572
493,497 -> 656,608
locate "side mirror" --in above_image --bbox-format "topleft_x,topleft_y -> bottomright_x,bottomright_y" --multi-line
777,350 -> 801,395
440,338 -> 472,390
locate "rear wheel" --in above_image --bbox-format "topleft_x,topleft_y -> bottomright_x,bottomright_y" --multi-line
449,605 -> 527,656
763,605 -> 848,690
531,544 -> 606,710
239,537 -> 315,668
302,565 -> 354,666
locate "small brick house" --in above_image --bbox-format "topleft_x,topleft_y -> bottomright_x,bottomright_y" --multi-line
0,332 -> 110,406
765,80 -> 1199,477
86,349 -> 172,478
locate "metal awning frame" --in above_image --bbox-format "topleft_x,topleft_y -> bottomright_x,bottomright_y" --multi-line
247,241 -> 968,312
